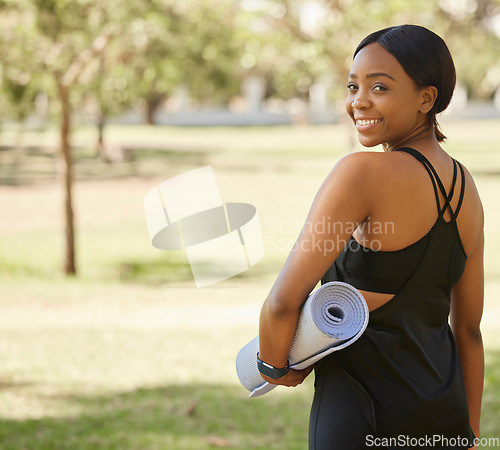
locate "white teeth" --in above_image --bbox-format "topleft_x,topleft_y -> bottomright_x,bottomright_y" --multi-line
357,119 -> 381,126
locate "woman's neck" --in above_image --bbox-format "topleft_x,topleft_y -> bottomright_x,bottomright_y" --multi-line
383,123 -> 438,153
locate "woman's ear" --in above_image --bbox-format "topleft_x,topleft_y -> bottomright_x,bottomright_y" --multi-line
419,86 -> 438,114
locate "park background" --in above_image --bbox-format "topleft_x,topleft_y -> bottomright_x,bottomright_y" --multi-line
1,0 -> 500,448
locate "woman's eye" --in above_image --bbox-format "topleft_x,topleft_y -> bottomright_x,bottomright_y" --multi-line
373,85 -> 387,91
347,83 -> 357,91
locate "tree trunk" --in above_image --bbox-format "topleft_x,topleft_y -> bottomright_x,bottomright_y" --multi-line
145,94 -> 165,125
96,111 -> 109,162
58,82 -> 77,275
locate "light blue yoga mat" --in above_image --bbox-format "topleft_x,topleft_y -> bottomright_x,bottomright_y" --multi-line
236,281 -> 369,397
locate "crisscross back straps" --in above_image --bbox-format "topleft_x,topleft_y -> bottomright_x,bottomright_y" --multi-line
442,160 -> 458,218
394,147 -> 464,221
394,147 -> 441,216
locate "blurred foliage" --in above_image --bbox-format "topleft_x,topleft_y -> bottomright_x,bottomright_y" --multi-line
0,0 -> 245,125
229,0 -> 500,104
0,0 -> 499,124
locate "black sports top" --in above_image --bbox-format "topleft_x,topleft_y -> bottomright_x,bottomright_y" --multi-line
321,147 -> 474,445
321,148 -> 464,294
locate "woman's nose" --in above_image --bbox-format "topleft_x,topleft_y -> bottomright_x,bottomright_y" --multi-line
351,94 -> 370,110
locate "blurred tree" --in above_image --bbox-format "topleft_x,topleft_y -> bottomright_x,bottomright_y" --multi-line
178,1 -> 242,108
83,0 -> 242,164
229,0 -> 441,119
0,0 -> 245,275
0,0 -> 154,275
242,0 -> 500,112
124,0 -> 242,124
229,0 -> 330,122
434,0 -> 500,100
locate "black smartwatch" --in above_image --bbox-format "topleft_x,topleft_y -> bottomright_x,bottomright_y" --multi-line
257,353 -> 290,379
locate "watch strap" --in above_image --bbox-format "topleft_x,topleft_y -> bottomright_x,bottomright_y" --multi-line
257,353 -> 290,379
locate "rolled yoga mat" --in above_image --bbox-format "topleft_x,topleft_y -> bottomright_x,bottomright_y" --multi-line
236,281 -> 369,397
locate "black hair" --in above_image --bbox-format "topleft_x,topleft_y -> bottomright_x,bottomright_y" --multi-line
354,25 -> 456,142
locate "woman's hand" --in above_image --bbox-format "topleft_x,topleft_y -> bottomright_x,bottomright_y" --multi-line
260,366 -> 315,387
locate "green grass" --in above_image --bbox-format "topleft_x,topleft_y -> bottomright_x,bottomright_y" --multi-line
0,276 -> 313,448
0,382 -> 313,449
1,120 -> 500,448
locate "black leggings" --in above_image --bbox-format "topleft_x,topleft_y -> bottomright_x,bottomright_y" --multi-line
308,360 -> 473,450
308,360 -> 375,450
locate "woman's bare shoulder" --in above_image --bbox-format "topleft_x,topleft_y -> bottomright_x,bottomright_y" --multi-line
459,161 -> 483,211
319,151 -> 413,220
325,151 -> 386,192
331,150 -> 401,174
329,150 -> 412,188
455,160 -> 484,255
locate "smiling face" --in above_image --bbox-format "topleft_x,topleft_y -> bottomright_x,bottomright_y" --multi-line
345,43 -> 434,151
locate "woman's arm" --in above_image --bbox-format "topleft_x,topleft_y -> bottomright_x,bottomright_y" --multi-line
258,153 -> 374,386
451,232 -> 485,440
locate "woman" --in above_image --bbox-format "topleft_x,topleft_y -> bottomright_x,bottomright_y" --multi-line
257,25 -> 484,449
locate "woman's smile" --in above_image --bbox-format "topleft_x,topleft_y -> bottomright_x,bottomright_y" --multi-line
355,117 -> 383,131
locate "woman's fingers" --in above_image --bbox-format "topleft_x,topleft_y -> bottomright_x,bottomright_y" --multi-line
266,365 -> 315,387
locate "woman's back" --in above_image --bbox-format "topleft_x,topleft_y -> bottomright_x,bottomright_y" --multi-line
342,146 -> 484,312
